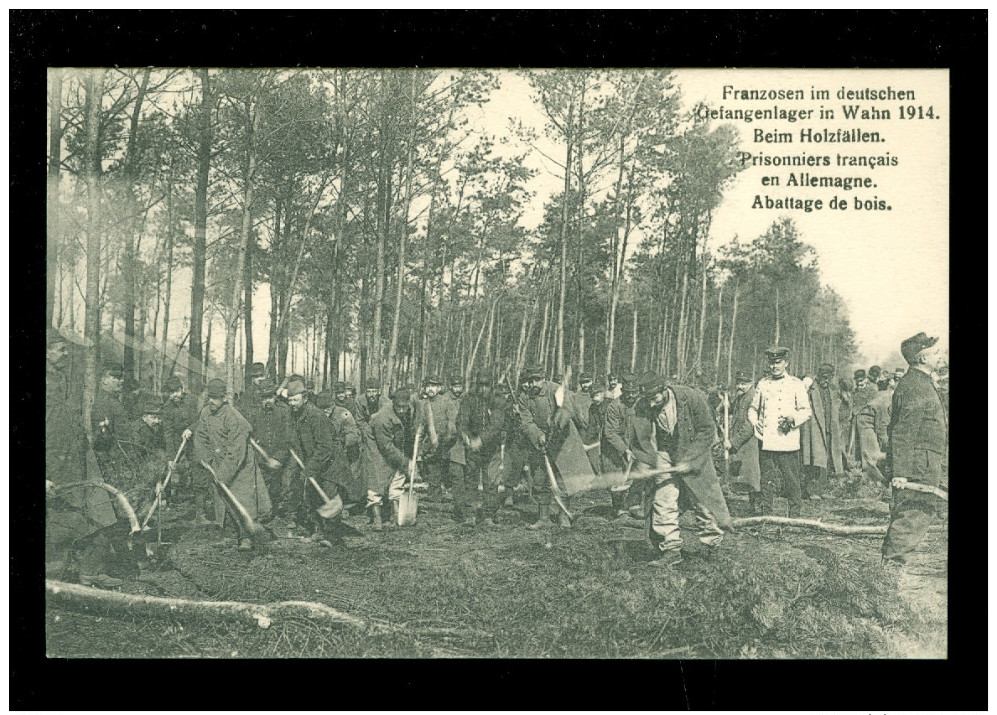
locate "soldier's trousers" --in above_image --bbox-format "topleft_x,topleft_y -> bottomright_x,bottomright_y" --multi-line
882,490 -> 937,561
758,449 -> 803,517
422,458 -> 462,492
454,452 -> 504,520
801,466 -> 828,498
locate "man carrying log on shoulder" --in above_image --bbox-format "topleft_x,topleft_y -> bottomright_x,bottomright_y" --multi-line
881,333 -> 948,572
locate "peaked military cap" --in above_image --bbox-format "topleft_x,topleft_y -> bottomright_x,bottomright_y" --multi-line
206,379 -> 227,398
249,362 -> 266,377
900,332 -> 939,363
764,346 -> 789,360
315,391 -> 334,409
286,380 -> 306,397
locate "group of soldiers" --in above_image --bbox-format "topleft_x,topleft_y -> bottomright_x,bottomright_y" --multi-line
46,326 -> 948,587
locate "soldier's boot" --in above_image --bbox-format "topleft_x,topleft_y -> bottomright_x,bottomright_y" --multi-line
370,504 -> 383,532
527,504 -> 551,530
610,490 -> 627,518
391,499 -> 401,526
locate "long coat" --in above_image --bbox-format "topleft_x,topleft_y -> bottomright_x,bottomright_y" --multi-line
601,397 -> 638,471
290,401 -> 350,500
364,403 -> 411,495
456,390 -> 506,470
631,385 -> 732,530
800,382 -> 845,473
728,386 -> 761,492
194,401 -> 272,525
328,403 -> 364,503
46,364 -> 116,546
887,368 -> 948,489
417,392 -> 461,464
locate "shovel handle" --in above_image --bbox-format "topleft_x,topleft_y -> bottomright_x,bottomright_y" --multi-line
543,453 -> 574,522
142,434 -> 189,530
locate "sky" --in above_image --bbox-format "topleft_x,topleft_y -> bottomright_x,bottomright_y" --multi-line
470,69 -> 949,366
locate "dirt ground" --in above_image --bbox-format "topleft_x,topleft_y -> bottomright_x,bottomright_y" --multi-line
45,480 -> 947,659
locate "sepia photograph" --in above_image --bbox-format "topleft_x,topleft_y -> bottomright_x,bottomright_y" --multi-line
42,62 -> 951,662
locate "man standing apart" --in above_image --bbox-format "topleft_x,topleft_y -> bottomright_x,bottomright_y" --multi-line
882,333 -> 948,567
193,379 -> 272,550
800,363 -> 844,500
748,346 -> 812,518
726,370 -> 762,510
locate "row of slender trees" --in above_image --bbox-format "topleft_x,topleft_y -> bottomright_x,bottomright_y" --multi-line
47,68 -> 857,432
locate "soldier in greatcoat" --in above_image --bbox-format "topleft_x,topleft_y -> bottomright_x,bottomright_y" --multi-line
193,378 -> 272,550
286,381 -> 347,545
364,388 -> 418,528
46,330 -> 120,587
882,333 -> 948,568
454,373 -> 507,526
601,373 -> 646,519
800,363 -> 845,500
726,370 -> 762,511
416,375 -> 461,502
630,373 -> 732,567
159,375 -> 202,512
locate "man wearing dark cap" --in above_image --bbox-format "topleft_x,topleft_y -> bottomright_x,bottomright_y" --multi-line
601,373 -> 645,518
286,381 -> 347,544
881,333 -> 948,568
580,379 -> 607,474
417,374 -> 462,502
747,347 -> 812,518
91,361 -> 129,485
514,364 -> 586,529
240,379 -> 294,523
453,373 -> 507,526
235,362 -> 267,415
726,370 -> 761,505
160,375 -> 204,515
357,379 -> 387,425
193,378 -> 272,550
577,373 -> 593,395
46,330 -> 120,587
496,379 -> 529,504
849,366 -> 887,481
364,387 -> 418,527
800,364 -> 844,501
629,373 -> 732,566
322,383 -> 364,515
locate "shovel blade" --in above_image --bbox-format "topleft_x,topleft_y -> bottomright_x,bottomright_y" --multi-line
317,494 -> 344,519
397,492 -> 418,526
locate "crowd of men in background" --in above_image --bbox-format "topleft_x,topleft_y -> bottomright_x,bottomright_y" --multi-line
46,327 -> 948,587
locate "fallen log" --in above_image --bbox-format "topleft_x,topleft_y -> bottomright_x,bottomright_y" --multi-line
46,580 -> 494,640
46,579 -> 366,629
731,516 -> 945,536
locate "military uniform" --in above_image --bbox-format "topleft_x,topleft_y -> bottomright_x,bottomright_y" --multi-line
416,381 -> 462,496
727,381 -> 761,498
630,380 -> 732,560
800,371 -> 845,499
91,386 -> 130,486
454,383 -> 507,523
289,399 -> 347,534
882,348 -> 948,561
365,398 -> 414,512
748,354 -> 812,518
193,398 -> 272,530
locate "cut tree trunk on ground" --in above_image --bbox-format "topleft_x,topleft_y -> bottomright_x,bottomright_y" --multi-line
731,516 -> 946,536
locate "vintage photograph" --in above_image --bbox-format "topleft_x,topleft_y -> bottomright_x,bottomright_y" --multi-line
44,66 -> 948,659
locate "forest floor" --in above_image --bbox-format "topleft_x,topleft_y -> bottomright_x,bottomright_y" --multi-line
45,473 -> 946,659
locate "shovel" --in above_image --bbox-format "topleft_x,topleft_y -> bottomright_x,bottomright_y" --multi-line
290,448 -> 344,519
398,431 -> 421,526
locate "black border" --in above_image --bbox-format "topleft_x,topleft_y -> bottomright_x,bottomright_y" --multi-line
11,10 -> 985,711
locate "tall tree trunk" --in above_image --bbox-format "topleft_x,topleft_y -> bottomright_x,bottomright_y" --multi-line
695,252 -> 708,369
774,284 -> 781,344
82,69 -> 105,444
556,95 -> 575,376
159,179 -> 175,386
385,72 -> 417,390
189,68 -> 212,394
243,238 -> 254,391
630,303 -> 638,373
726,278 -> 740,385
226,99 -> 259,395
121,69 -> 151,379
713,281 -> 724,375
203,312 -> 213,379
47,68 -> 64,328
267,198 -> 282,378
